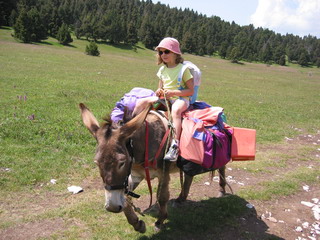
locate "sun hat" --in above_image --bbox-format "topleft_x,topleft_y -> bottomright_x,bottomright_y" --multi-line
155,37 -> 181,55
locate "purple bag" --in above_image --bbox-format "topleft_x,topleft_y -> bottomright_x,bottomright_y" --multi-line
201,129 -> 231,169
111,87 -> 155,123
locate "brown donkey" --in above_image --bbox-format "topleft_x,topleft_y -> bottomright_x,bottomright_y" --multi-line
79,103 -> 227,232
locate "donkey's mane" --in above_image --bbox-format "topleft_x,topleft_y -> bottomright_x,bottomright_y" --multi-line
102,114 -> 113,127
102,114 -> 118,139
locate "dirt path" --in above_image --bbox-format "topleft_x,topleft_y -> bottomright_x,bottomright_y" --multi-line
1,132 -> 319,239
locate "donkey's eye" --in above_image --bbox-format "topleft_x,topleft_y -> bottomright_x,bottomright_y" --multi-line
119,162 -> 125,168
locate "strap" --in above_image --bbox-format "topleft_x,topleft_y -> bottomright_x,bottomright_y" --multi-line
152,128 -> 170,169
144,120 -> 153,208
177,64 -> 189,89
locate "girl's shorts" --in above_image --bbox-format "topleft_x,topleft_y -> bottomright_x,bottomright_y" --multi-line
170,97 -> 190,108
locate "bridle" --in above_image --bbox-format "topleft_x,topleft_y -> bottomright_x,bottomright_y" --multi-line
104,140 -> 140,199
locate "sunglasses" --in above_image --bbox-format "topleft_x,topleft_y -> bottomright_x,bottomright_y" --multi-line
158,50 -> 171,55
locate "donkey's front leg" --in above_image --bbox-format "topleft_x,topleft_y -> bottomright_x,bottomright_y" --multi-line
155,162 -> 171,230
123,199 -> 146,233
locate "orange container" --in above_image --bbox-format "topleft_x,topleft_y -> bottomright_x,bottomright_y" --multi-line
231,127 -> 256,161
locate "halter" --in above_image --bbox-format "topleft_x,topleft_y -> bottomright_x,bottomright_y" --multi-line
104,140 -> 140,199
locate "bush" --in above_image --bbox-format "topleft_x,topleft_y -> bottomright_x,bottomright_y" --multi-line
85,41 -> 100,56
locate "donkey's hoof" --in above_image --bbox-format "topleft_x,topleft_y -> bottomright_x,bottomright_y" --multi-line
154,221 -> 163,232
135,220 -> 146,233
217,191 -> 226,198
175,196 -> 186,203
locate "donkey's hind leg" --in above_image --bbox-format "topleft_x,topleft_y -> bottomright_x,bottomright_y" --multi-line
217,166 -> 226,198
176,171 -> 193,203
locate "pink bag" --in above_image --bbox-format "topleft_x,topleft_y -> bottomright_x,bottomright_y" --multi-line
180,117 -> 231,169
180,117 -> 206,165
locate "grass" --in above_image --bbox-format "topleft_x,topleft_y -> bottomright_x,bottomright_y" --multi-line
1,27 -> 320,239
238,167 -> 320,200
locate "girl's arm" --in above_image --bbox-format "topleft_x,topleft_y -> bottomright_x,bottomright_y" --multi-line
155,79 -> 164,97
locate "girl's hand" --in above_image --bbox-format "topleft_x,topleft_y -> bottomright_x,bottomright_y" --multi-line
164,89 -> 175,98
155,88 -> 164,97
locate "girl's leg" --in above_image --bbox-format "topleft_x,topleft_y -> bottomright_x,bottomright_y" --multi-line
171,99 -> 188,140
164,98 -> 188,161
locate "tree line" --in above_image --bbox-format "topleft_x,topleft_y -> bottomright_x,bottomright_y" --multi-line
1,0 -> 320,67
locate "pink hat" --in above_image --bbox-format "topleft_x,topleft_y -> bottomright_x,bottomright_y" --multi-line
155,37 -> 181,55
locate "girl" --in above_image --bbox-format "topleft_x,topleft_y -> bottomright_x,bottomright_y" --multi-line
155,37 -> 194,161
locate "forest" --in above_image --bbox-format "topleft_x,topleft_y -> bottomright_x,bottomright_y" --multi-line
1,0 -> 320,67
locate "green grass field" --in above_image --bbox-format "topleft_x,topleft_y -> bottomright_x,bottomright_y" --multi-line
1,27 -> 320,239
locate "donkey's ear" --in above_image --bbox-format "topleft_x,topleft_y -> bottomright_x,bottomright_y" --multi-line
119,103 -> 152,140
79,103 -> 100,138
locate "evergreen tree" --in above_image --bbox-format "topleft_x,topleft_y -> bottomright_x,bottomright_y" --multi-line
4,0 -> 320,66
260,42 -> 273,63
229,47 -> 241,63
126,22 -> 138,46
85,41 -> 100,56
219,41 -> 228,59
56,23 -> 73,45
13,8 -> 31,43
298,52 -> 308,67
181,31 -> 194,53
206,41 -> 215,56
274,46 -> 286,65
9,9 -> 18,27
279,55 -> 286,66
27,7 -> 47,41
316,58 -> 320,68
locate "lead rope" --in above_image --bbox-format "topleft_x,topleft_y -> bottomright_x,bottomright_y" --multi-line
156,91 -> 176,203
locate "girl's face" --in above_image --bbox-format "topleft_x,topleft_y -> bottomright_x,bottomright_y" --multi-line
158,48 -> 177,66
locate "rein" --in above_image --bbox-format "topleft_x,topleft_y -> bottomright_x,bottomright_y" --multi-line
144,120 -> 170,208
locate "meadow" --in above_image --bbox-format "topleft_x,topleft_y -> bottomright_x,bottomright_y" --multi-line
0,27 -> 320,239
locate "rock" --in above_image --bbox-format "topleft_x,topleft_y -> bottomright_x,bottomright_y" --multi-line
50,179 -> 57,184
67,186 -> 83,194
312,205 -> 320,220
295,226 -> 303,232
302,222 -> 309,228
301,201 -> 315,208
268,217 -> 278,223
246,203 -> 254,209
303,185 -> 310,192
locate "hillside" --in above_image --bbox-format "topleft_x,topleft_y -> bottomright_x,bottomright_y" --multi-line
0,27 -> 320,239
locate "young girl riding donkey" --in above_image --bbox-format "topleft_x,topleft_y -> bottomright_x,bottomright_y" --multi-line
133,37 -> 194,161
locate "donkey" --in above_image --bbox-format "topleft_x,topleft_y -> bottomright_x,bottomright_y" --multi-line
79,103 -> 227,232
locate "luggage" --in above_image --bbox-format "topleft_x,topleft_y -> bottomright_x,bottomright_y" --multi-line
231,127 -> 256,161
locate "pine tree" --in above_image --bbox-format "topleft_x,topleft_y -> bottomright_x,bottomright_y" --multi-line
298,52 -> 308,67
27,7 -> 47,41
85,41 -> 100,56
229,47 -> 241,63
9,9 -> 18,27
57,23 -> 73,45
219,41 -> 228,59
279,55 -> 286,66
13,8 -> 31,43
316,58 -> 320,68
127,22 -> 138,46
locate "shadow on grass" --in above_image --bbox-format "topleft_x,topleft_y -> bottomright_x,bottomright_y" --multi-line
0,26 -> 11,30
77,38 -> 144,51
138,195 -> 284,240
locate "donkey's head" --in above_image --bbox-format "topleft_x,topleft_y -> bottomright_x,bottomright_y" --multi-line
79,103 -> 150,213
